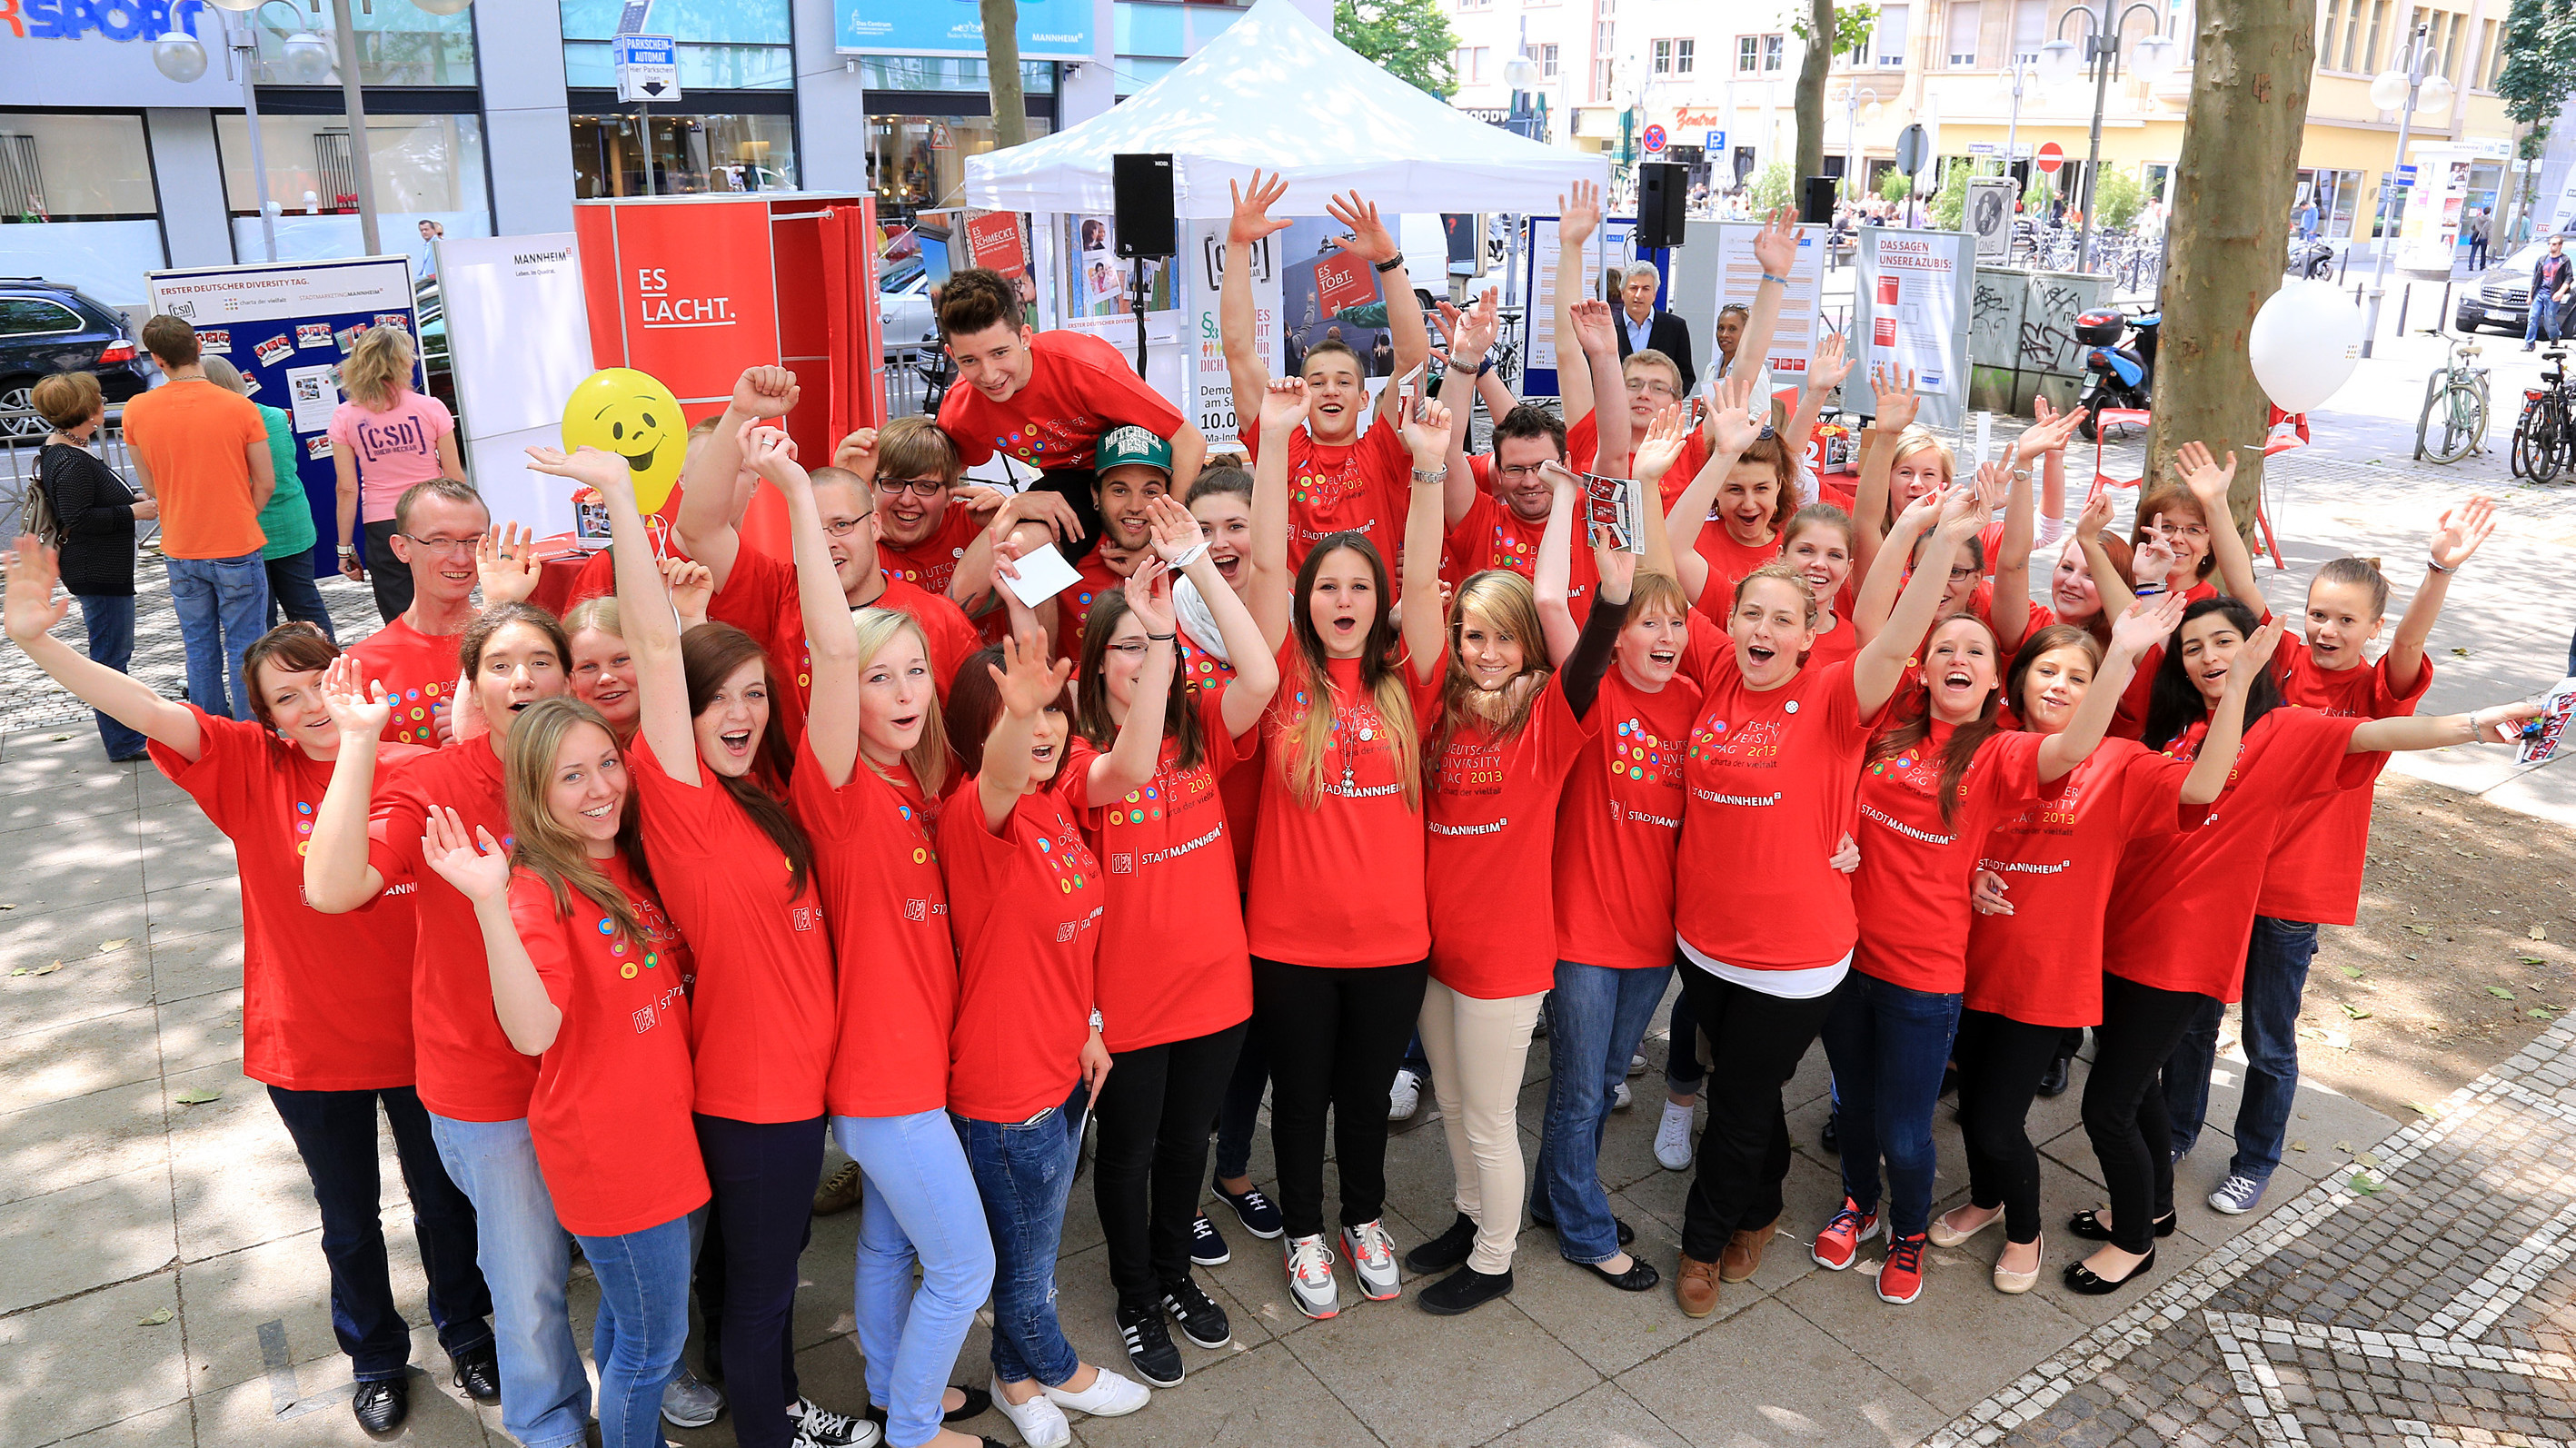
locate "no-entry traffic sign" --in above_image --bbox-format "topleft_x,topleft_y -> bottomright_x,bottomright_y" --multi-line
2035,142 -> 2064,174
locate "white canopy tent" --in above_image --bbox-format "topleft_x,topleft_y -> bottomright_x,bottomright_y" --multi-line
961,0 -> 1606,219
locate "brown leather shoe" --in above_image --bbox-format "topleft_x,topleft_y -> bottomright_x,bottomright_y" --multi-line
1675,1254 -> 1722,1317
1720,1215 -> 1779,1283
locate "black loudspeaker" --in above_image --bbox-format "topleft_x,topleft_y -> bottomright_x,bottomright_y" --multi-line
1802,176 -> 1838,225
1635,162 -> 1688,250
1113,153 -> 1177,258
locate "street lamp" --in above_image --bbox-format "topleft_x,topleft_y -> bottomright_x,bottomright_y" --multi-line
1505,34 -> 1543,141
2048,0 -> 2177,273
1997,55 -> 2048,197
1839,86 -> 1881,201
2360,24 -> 2453,358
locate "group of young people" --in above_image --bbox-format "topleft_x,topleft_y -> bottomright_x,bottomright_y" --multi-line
7,176 -> 2544,1448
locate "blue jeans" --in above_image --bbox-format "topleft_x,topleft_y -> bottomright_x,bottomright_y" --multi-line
265,553 -> 336,643
2532,292 -> 2563,344
2164,917 -> 2318,1180
2163,995 -> 2223,1157
577,1215 -> 694,1448
1818,969 -> 1963,1240
1536,960 -> 1673,1263
835,1111 -> 995,1448
164,550 -> 269,720
71,594 -> 146,759
268,1086 -> 489,1381
428,1115 -> 590,1448
952,1089 -> 1085,1387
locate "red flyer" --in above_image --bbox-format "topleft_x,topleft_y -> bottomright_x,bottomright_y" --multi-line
1314,253 -> 1378,315
964,211 -> 1028,279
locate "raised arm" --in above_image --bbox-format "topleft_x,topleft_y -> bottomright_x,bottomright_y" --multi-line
1730,206 -> 1799,390
2015,395 -> 2080,550
1991,459 -> 2037,652
2179,614 -> 2282,805
1533,463 -> 1582,666
2350,699 -> 2543,754
977,626 -> 1075,832
1147,494 -> 1278,736
671,365 -> 800,588
419,809 -> 562,1055
1856,485 -> 1984,717
1562,534 -> 1636,719
1223,172 -> 1291,426
1326,191 -> 1426,427
303,660 -> 395,913
1571,299 -> 1631,468
2074,491 -> 2145,612
1628,402 -> 1691,581
1664,376 -> 1764,600
530,443 -> 694,783
2387,496 -> 2493,696
1849,363 -> 1923,584
1399,399 -> 1457,683
2177,441 -> 2262,604
1249,378 -> 1306,654
5,537 -> 201,759
2038,593 -> 2183,779
1853,487 -> 1940,643
745,427 -> 861,782
1436,289 -> 1500,525
1554,181 -> 1604,428
1778,332 -> 1852,496
1081,562 -> 1180,807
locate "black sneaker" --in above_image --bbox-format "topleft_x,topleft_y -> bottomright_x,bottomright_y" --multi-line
451,1344 -> 502,1404
1189,1212 -> 1230,1266
1417,1265 -> 1514,1315
1116,1300 -> 1185,1387
1160,1277 -> 1233,1349
1213,1181 -> 1284,1239
2037,1050 -> 2074,1098
1403,1211 -> 1478,1275
353,1376 -> 408,1433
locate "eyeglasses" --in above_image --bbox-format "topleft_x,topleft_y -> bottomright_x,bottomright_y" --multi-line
821,512 -> 874,537
874,477 -> 948,499
2161,522 -> 2212,541
395,533 -> 478,557
1947,565 -> 1979,582
1624,378 -> 1680,399
1497,462 -> 1551,480
1105,640 -> 1154,660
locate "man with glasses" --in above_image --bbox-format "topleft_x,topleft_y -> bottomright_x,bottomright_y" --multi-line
343,480 -> 535,745
856,416 -> 1081,612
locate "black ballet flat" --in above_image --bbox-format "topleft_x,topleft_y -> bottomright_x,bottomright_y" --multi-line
2063,1248 -> 2155,1295
1576,1255 -> 1660,1292
2065,1207 -> 2175,1243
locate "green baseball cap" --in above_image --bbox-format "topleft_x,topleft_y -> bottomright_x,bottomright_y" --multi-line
1096,424 -> 1172,476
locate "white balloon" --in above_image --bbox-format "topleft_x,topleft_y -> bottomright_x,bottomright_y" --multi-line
2248,279 -> 2364,414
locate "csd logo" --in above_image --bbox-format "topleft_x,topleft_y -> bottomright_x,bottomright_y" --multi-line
903,898 -> 928,922
1055,922 -> 1078,943
1110,853 -> 1135,875
790,905 -> 817,931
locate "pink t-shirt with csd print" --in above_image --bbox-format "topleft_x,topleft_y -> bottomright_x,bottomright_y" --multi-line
328,389 -> 456,521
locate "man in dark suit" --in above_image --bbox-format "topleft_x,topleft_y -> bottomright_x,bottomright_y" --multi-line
1613,262 -> 1696,394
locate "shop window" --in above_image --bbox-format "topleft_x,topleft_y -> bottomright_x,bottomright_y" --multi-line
870,115 -> 1055,220
216,112 -> 490,262
0,113 -> 164,308
572,113 -> 799,198
562,0 -> 792,89
245,0 -> 477,86
858,57 -> 1058,93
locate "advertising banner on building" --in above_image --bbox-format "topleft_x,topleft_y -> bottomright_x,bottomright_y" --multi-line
437,233 -> 595,536
146,255 -> 422,572
832,0 -> 1095,62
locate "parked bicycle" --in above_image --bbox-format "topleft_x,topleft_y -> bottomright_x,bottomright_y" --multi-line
2414,327 -> 2490,465
2510,344 -> 2573,482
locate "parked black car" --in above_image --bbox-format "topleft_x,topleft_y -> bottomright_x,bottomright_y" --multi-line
0,279 -> 152,438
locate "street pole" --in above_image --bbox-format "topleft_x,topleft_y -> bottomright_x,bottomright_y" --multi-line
231,12 -> 277,263
2003,63 -> 2023,187
2075,0 -> 2114,274
2360,25 -> 2429,360
328,0 -> 383,256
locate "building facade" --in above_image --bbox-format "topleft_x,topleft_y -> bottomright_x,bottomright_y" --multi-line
0,0 -> 1275,310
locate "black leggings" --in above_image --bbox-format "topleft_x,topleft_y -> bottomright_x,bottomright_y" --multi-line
2080,975 -> 2213,1255
1251,957 -> 1430,1240
1675,962 -> 1838,1263
1092,1021 -> 1248,1306
692,1114 -> 824,1448
362,518 -> 410,622
1952,1009 -> 2069,1245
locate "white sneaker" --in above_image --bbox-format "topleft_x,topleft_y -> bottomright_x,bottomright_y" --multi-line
785,1397 -> 880,1448
1654,1100 -> 1696,1170
2208,1173 -> 2268,1215
1341,1218 -> 1401,1301
989,1377 -> 1072,1448
1040,1365 -> 1151,1418
1284,1234 -> 1339,1319
1613,1079 -> 1634,1110
1387,1069 -> 1422,1121
1627,1053 -> 1648,1076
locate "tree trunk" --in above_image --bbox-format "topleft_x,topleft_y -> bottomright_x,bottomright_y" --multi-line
1795,0 -> 1832,189
2149,0 -> 2316,548
982,0 -> 1028,149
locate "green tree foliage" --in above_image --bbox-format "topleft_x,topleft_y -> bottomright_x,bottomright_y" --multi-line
1876,166 -> 1913,202
1932,164 -> 1972,230
2498,0 -> 2576,134
2091,168 -> 2143,231
1752,161 -> 1796,212
1337,0 -> 1461,97
1789,2 -> 1880,56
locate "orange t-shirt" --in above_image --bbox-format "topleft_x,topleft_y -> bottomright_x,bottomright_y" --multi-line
122,378 -> 270,560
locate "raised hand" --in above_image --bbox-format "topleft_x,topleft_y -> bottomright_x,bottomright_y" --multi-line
318,653 -> 393,739
1123,558 -> 1177,634
2428,494 -> 2497,571
1634,403 -> 1692,483
2013,395 -> 2084,461
990,624 -> 1074,719
832,427 -> 880,479
1805,331 -> 1852,396
2073,490 -> 2114,540
475,522 -> 541,607
1938,481 -> 1989,541
1441,287 -> 1499,364
1973,461 -> 2012,518
2108,590 -> 2186,657
2132,513 -> 2179,584
1258,375 -> 1312,432
1399,397 -> 1455,464
731,364 -> 800,419
2175,441 -> 2236,511
1751,205 -> 1799,279
1706,374 -> 1763,457
420,806 -> 512,905
739,421 -> 807,488
1567,297 -> 1617,357
2,535 -> 71,643
524,444 -> 633,495
1143,493 -> 1201,564
1558,179 -> 1602,248
1326,190 -> 1398,264
661,556 -> 714,624
1228,170 -> 1293,248
1869,363 -> 1922,433
2233,611 -> 2289,682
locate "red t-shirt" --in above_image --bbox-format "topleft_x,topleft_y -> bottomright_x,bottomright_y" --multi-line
881,505 -> 984,597
1245,643 -> 1443,968
707,547 -> 983,744
940,330 -> 1188,473
1850,721 -> 2048,995
791,746 -> 956,1118
150,709 -> 425,1091
1242,417 -> 1412,570
1427,679 -> 1596,997
2256,646 -> 2432,926
1553,667 -> 1700,971
2109,581 -> 2229,739
345,614 -> 463,747
1566,411 -> 1708,486
626,731 -> 835,1123
1686,529 -> 1785,620
1674,648 -> 1883,971
367,739 -> 537,1121
1965,739 -> 2193,1026
1060,686 -> 1254,1051
566,548 -> 618,609
513,855 -> 708,1236
2104,708 -> 2371,1001
1805,613 -> 1860,673
939,781 -> 1105,1121
1057,548 -> 1130,660
1176,637 -> 1260,893
1442,491 -> 1599,626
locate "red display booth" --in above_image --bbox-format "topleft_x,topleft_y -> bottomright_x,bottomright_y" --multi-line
572,193 -> 884,561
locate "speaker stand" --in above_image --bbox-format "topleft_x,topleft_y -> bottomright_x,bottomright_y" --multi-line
1130,258 -> 1149,379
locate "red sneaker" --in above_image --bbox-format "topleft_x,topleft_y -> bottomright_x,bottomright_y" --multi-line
1811,1196 -> 1881,1270
1876,1231 -> 1928,1304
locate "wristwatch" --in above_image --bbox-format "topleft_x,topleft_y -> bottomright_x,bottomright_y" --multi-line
1372,255 -> 1405,274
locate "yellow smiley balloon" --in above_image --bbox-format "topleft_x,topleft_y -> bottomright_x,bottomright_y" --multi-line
561,368 -> 686,514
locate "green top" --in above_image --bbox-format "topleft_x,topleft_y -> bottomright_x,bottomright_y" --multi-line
252,404 -> 316,561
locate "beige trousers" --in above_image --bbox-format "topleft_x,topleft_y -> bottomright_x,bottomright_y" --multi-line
1417,978 -> 1547,1275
